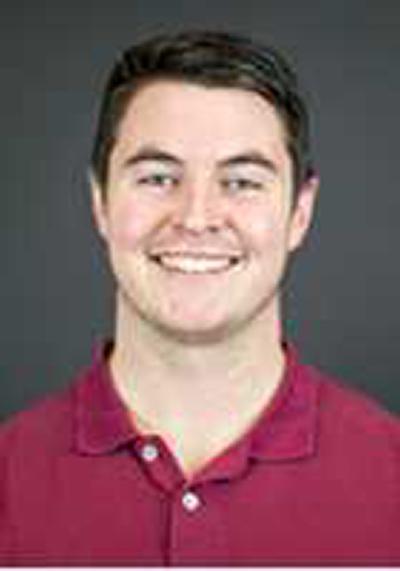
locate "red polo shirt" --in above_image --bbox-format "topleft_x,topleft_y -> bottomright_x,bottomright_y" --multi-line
0,342 -> 399,566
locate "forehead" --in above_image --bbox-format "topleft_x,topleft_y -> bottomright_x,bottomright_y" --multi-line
112,81 -> 289,161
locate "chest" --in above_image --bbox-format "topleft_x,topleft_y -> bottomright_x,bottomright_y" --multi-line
3,451 -> 398,565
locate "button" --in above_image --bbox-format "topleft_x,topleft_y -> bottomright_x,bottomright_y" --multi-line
182,490 -> 201,512
141,443 -> 159,462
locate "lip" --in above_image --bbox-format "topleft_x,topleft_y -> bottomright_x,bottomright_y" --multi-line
148,251 -> 244,274
148,249 -> 243,258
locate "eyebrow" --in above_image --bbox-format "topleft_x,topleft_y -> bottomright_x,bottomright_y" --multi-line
217,151 -> 278,174
122,146 -> 278,173
122,146 -> 183,168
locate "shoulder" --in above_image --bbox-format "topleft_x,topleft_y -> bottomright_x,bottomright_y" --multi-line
295,361 -> 400,523
305,363 -> 400,465
0,383 -> 76,457
312,364 -> 399,433
0,348 -> 112,467
0,375 -> 86,559
0,350 -> 102,458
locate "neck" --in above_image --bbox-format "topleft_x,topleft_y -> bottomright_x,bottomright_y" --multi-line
110,293 -> 285,476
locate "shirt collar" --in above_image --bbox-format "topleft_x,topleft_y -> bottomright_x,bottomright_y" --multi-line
193,344 -> 319,483
73,341 -> 320,463
74,341 -> 137,455
248,343 -> 319,462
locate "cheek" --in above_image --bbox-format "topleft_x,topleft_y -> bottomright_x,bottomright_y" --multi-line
107,197 -> 157,249
237,202 -> 289,253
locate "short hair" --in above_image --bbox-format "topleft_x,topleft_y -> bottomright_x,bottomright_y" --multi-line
90,30 -> 314,197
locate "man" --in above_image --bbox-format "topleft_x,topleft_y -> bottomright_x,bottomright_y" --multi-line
0,30 -> 399,565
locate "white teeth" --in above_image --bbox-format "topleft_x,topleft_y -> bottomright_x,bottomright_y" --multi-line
154,255 -> 235,273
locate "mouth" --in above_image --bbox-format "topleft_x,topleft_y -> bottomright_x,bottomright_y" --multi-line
148,252 -> 243,274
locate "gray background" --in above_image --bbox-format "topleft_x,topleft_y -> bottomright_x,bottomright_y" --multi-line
1,0 -> 400,419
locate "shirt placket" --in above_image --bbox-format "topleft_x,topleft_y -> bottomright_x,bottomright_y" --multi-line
168,481 -> 229,566
133,435 -> 231,565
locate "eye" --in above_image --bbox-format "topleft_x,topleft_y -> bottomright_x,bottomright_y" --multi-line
221,177 -> 264,193
136,172 -> 179,190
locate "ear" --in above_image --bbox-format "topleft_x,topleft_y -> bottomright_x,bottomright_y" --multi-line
89,171 -> 109,240
288,174 -> 319,252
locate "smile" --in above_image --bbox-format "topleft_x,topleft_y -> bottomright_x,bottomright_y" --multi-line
149,253 -> 242,274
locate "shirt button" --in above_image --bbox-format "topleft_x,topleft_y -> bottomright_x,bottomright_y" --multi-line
141,443 -> 159,462
182,490 -> 201,512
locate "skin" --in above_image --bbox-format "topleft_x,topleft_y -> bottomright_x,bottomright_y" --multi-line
91,81 -> 318,477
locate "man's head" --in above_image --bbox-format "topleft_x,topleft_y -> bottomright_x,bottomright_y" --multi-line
90,30 -> 314,199
90,31 -> 318,343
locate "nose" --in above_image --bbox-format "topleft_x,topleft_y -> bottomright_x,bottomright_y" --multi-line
171,181 -> 225,233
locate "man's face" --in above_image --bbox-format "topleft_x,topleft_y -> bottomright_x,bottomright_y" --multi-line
92,81 -> 317,342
